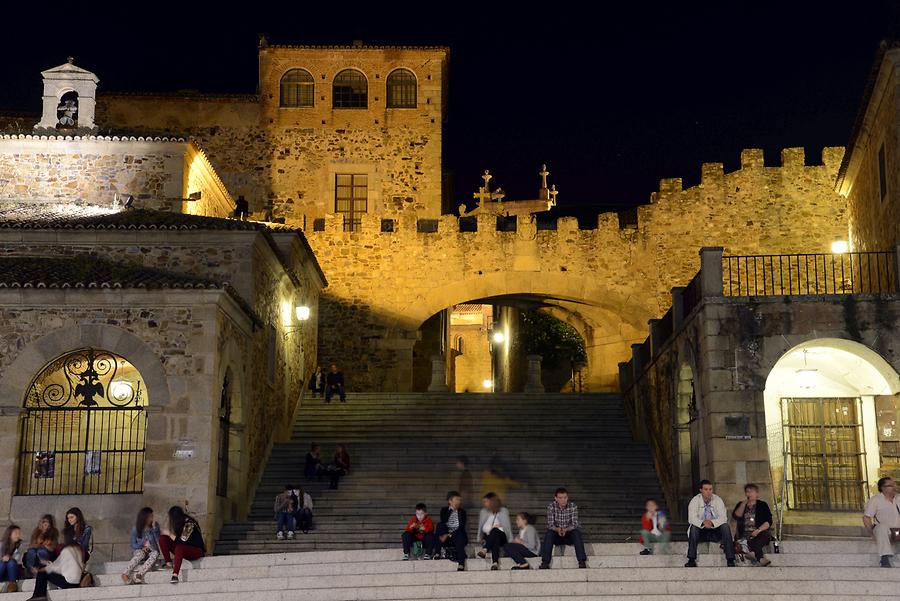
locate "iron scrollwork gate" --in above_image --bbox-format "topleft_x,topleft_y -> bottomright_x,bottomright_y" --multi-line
17,348 -> 148,495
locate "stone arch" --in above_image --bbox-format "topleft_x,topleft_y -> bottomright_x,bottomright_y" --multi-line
763,337 -> 900,511
0,324 -> 171,410
214,337 -> 248,515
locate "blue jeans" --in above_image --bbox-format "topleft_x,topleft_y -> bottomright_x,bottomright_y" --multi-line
0,559 -> 19,582
24,547 -> 52,574
276,511 -> 295,533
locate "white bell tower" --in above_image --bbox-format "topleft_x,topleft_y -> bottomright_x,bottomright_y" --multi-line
35,57 -> 99,130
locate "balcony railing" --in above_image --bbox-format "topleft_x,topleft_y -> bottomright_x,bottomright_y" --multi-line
723,252 -> 896,297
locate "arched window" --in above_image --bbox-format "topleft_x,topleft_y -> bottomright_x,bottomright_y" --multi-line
17,348 -> 148,495
386,69 -> 417,108
333,69 -> 368,108
280,69 -> 315,107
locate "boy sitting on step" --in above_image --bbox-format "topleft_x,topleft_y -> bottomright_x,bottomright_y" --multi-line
274,485 -> 296,540
401,503 -> 435,560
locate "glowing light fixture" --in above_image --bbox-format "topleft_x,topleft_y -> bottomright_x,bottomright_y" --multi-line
483,379 -> 493,389
492,331 -> 505,344
295,306 -> 311,321
110,380 -> 134,402
831,240 -> 849,254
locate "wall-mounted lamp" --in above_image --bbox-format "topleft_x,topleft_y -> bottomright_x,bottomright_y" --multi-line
482,379 -> 493,389
797,368 -> 818,389
831,240 -> 849,254
492,331 -> 505,344
295,306 -> 311,321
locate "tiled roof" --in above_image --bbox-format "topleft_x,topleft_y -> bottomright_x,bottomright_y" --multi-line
0,132 -> 186,142
264,42 -> 448,51
0,205 -> 300,232
0,256 -> 223,290
99,91 -> 259,101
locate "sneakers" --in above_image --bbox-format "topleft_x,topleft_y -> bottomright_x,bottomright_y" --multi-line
170,574 -> 179,585
726,560 -> 736,567
402,554 -> 410,561
276,531 -> 284,540
287,531 -> 295,540
578,561 -> 587,569
639,548 -> 653,556
490,562 -> 499,570
422,554 -> 432,560
881,555 -> 893,568
758,558 -> 771,567
456,564 -> 465,571
684,559 -> 697,567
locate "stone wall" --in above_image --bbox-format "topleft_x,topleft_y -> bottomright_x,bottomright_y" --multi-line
183,142 -> 237,218
0,135 -> 187,209
841,48 -> 900,252
96,44 -> 448,221
305,148 -> 849,392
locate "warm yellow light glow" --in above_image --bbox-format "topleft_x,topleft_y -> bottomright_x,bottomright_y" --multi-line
110,380 -> 134,402
492,331 -> 505,344
281,301 -> 294,326
831,240 -> 849,254
295,306 -> 311,321
797,369 -> 818,388
482,379 -> 493,389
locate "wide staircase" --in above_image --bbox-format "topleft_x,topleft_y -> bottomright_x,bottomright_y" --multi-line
216,392 -> 666,554
11,541 -> 899,600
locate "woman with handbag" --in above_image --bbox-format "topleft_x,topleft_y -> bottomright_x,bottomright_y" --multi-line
122,507 -> 161,584
160,505 -> 206,584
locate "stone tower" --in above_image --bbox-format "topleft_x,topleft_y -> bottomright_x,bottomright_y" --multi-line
35,58 -> 99,130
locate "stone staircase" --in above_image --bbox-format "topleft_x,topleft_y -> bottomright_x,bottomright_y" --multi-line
10,541 -> 899,600
216,393 -> 668,554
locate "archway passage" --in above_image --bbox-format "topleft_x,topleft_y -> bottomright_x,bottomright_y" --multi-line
17,348 -> 148,495
764,338 -> 900,512
412,296 -> 589,393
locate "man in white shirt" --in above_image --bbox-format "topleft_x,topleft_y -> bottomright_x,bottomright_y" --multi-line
685,480 -> 735,567
863,477 -> 900,567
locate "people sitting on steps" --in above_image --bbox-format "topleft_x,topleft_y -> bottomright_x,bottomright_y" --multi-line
122,507 -> 161,584
328,445 -> 351,490
476,492 -> 513,570
402,502 -> 436,560
304,443 -> 325,481
61,508 -> 92,564
436,491 -> 468,571
639,498 -> 671,555
160,505 -> 206,585
503,512 -> 540,569
863,476 -> 900,568
308,365 -> 325,398
539,487 -> 588,569
290,485 -> 314,535
325,363 -> 346,403
0,525 -> 22,593
685,479 -> 735,567
274,485 -> 298,540
732,483 -> 772,567
26,532 -> 88,601
22,515 -> 58,578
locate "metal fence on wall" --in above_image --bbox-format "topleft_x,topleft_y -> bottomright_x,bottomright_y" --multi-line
723,252 -> 896,297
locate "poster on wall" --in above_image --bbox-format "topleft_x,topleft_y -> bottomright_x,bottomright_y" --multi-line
84,450 -> 102,475
33,452 -> 55,479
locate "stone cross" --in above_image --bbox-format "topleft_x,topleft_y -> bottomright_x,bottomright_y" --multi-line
549,185 -> 558,205
473,169 -> 493,206
539,164 -> 549,189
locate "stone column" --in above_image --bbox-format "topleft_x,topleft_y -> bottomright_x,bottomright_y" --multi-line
427,354 -> 449,392
699,247 -> 725,298
524,355 -> 544,393
648,319 -> 661,357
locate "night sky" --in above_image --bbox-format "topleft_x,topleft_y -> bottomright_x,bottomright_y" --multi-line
2,3 -> 898,214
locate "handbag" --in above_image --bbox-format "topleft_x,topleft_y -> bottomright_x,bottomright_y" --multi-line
891,528 -> 900,543
79,572 -> 95,587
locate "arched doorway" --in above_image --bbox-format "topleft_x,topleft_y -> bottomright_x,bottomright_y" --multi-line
764,339 -> 900,512
17,348 -> 149,495
674,363 -> 700,510
215,367 -> 244,512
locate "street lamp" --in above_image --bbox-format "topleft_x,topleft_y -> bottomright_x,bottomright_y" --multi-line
492,331 -> 505,344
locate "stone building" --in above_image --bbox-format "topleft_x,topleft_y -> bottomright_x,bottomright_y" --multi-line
0,61 -> 326,561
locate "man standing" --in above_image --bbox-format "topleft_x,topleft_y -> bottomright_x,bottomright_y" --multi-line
435,491 -> 468,571
685,480 -> 735,567
539,487 -> 587,569
325,363 -> 346,403
863,477 -> 900,567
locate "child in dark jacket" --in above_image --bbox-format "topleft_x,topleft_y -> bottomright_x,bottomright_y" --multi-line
401,503 -> 435,560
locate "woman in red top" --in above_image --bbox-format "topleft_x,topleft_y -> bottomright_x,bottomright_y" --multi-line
401,503 -> 435,560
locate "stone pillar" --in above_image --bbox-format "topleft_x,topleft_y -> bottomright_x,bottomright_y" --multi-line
524,355 -> 544,393
427,354 -> 449,392
671,287 -> 685,328
631,344 -> 645,377
894,244 -> 900,294
699,247 -> 725,298
648,319 -> 661,357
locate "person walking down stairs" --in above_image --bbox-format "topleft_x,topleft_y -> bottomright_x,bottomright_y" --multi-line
504,512 -> 540,569
401,503 -> 435,560
540,487 -> 588,569
476,493 -> 513,570
436,491 -> 468,571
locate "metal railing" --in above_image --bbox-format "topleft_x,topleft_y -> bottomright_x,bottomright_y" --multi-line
723,252 -> 896,297
17,407 -> 147,495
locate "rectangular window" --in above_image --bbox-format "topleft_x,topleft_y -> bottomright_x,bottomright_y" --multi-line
335,174 -> 368,232
879,143 -> 888,200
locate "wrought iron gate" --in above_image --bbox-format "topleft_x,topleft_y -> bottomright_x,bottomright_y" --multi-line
781,397 -> 867,511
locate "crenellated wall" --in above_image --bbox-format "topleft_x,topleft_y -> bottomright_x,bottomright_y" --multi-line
305,146 -> 849,392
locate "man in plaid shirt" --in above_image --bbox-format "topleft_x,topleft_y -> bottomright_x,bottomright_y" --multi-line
540,487 -> 588,569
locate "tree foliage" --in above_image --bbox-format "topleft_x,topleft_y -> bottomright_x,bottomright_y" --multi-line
517,310 -> 586,368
